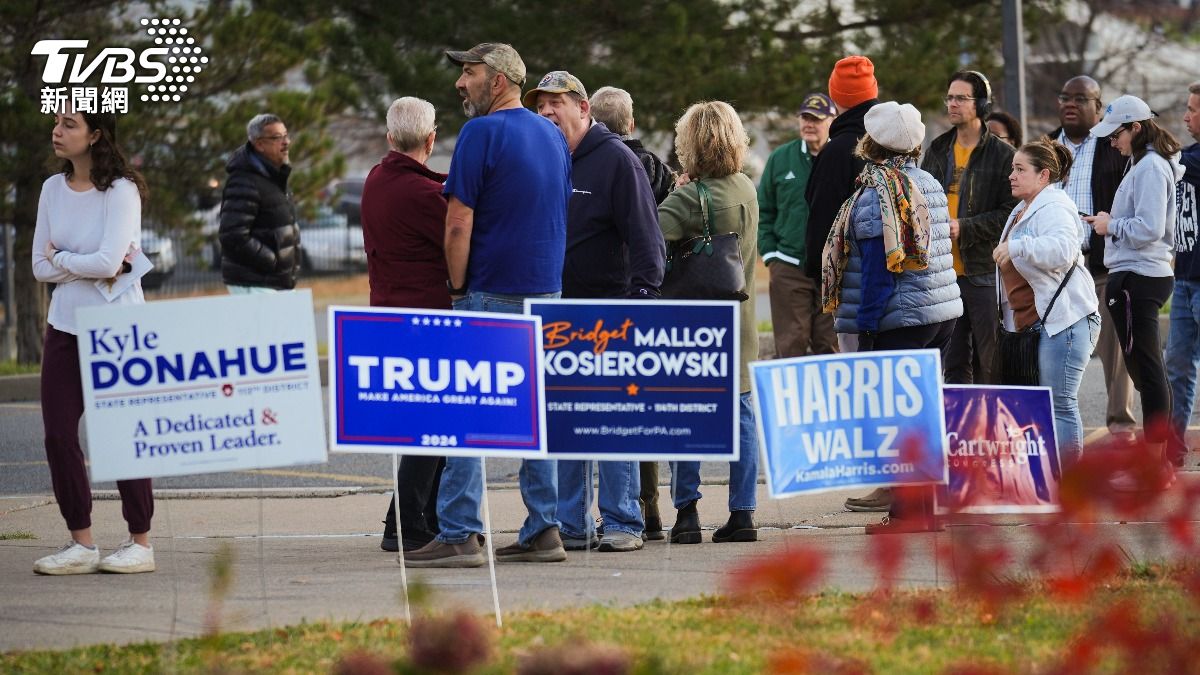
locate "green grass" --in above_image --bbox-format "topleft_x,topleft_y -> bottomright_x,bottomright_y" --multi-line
3,577 -> 1196,674
0,361 -> 39,376
0,531 -> 35,541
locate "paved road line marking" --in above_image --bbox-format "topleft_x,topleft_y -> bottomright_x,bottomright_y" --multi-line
0,404 -> 42,410
236,468 -> 394,486
1082,427 -> 1110,445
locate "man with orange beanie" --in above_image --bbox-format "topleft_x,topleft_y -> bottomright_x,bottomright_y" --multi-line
804,56 -> 879,289
802,56 -> 890,513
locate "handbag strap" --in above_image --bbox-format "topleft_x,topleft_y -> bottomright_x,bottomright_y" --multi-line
996,260 -> 1078,328
1042,262 -> 1078,323
695,180 -> 714,239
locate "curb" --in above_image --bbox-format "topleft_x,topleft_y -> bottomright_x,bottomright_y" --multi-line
0,374 -> 39,404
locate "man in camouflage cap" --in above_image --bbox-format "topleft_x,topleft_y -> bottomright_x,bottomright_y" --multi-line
526,70 -> 665,553
406,43 -> 572,569
445,43 -> 527,117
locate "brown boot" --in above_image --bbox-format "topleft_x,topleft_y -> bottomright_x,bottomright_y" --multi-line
495,527 -> 567,563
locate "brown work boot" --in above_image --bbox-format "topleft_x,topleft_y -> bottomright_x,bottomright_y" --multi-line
844,487 -> 893,512
404,537 -> 485,568
494,526 -> 567,563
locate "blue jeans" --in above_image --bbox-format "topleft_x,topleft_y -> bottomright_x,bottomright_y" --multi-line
557,460 -> 643,538
436,290 -> 561,546
1168,279 -> 1200,445
1039,313 -> 1100,466
670,392 -> 759,512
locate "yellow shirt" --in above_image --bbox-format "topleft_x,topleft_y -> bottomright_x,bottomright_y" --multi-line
946,142 -> 974,275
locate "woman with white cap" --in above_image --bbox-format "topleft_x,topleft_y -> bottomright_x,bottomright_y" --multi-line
820,101 -> 962,531
1084,95 -> 1186,485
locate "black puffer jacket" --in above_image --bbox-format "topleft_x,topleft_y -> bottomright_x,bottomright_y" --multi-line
623,138 -> 675,205
218,143 -> 300,289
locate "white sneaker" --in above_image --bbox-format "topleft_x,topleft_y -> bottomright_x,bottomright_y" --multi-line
33,541 -> 100,575
99,540 -> 156,574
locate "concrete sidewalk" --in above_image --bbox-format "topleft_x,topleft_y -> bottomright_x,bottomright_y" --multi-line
1,482 -> 1193,653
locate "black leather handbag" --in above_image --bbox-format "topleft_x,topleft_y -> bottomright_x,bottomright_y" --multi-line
659,180 -> 749,301
997,264 -> 1077,386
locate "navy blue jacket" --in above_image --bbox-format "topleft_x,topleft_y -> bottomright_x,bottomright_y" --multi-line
1175,143 -> 1200,281
563,122 -> 665,298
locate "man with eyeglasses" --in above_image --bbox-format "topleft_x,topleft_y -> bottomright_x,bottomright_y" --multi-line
1043,75 -> 1135,443
921,70 -> 1017,387
218,113 -> 300,294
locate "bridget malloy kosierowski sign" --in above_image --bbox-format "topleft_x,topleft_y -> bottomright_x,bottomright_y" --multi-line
76,291 -> 327,482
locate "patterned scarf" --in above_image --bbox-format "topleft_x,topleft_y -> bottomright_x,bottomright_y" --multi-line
820,156 -> 932,314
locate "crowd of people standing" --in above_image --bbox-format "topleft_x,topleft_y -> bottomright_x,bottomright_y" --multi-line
28,39 -> 1200,572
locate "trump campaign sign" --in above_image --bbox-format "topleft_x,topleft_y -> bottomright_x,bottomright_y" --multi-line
751,349 -> 948,498
525,299 -> 739,461
76,291 -> 327,482
328,306 -> 547,458
936,385 -> 1062,514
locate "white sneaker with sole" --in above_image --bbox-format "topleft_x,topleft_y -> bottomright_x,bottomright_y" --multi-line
99,540 -> 156,573
34,541 -> 100,575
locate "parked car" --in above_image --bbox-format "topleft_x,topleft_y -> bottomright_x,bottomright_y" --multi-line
140,229 -> 177,291
298,206 -> 365,274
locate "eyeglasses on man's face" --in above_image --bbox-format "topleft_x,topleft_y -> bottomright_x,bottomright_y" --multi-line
262,133 -> 290,143
944,95 -> 975,105
1057,94 -> 1098,105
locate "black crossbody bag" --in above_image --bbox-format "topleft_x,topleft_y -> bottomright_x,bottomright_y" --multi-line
996,264 -> 1077,386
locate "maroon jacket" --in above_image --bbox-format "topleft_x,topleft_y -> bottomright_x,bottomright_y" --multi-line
360,151 -> 451,309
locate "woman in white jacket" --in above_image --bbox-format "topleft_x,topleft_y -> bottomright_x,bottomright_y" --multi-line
1086,95 -> 1185,479
993,139 -> 1100,465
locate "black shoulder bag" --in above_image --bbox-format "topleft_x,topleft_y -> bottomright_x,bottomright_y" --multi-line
659,180 -> 749,301
996,263 -> 1077,386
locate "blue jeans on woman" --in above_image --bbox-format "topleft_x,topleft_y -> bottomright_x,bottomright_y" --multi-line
1039,313 -> 1101,466
436,290 -> 560,546
670,392 -> 759,512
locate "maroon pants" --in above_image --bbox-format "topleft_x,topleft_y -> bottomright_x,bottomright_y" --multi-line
42,326 -> 153,534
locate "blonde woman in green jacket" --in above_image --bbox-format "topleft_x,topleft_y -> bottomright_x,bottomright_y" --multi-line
658,100 -> 760,544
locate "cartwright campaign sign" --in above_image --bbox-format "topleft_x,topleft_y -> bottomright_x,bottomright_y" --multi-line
76,292 -> 326,482
936,385 -> 1062,514
751,349 -> 948,498
526,300 -> 739,461
328,306 -> 546,458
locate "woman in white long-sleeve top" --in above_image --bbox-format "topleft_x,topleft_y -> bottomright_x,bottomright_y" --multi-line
993,139 -> 1100,466
31,110 -> 156,575
1085,95 -> 1186,483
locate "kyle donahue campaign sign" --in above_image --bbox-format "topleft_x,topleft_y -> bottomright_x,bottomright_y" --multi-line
751,349 -> 948,498
76,291 -> 326,482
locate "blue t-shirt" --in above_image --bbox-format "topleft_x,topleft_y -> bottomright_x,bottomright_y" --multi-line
444,108 -> 571,294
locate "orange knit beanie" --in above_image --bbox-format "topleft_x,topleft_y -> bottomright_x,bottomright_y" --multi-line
828,56 -> 878,109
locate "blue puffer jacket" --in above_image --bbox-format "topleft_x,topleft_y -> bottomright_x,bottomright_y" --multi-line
834,162 -> 963,334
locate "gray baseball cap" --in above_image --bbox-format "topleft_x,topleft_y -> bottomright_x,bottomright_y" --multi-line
445,43 -> 526,87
